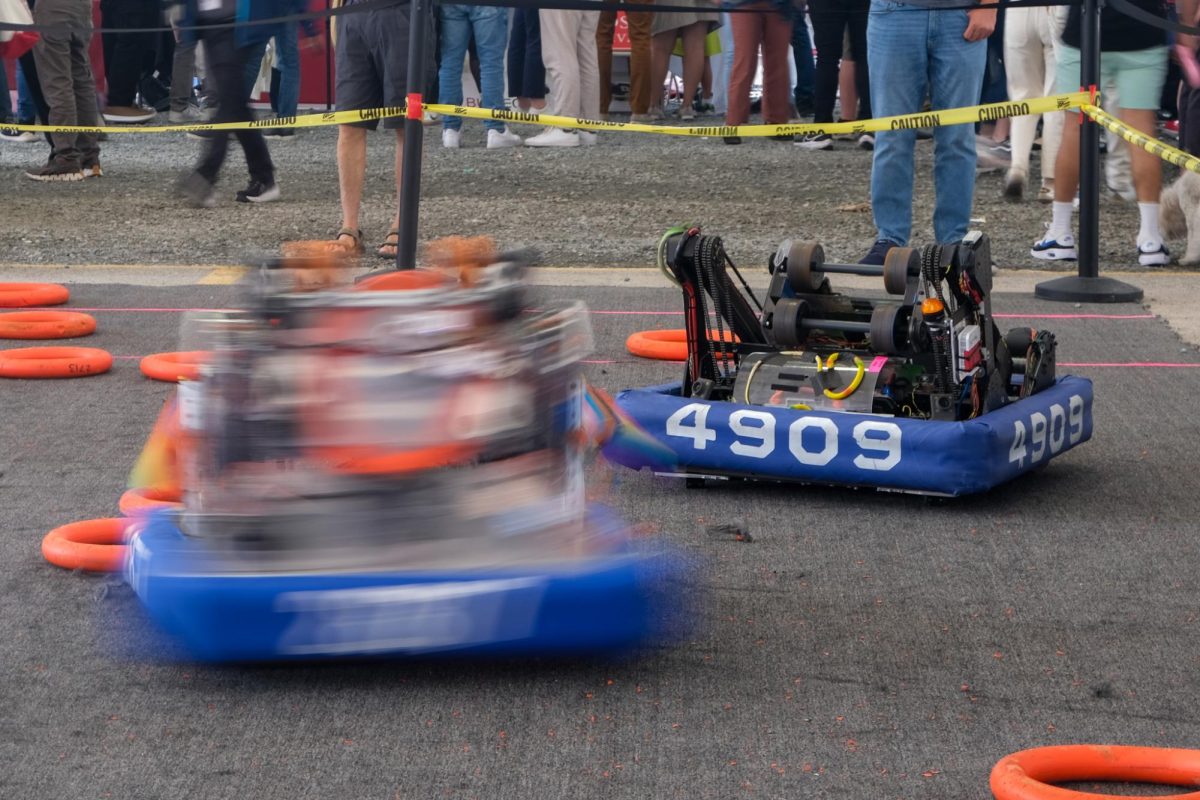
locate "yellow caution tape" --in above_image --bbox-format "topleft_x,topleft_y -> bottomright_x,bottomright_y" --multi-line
424,93 -> 1089,138
7,105 -> 409,135
7,92 -> 1090,137
1080,103 -> 1200,174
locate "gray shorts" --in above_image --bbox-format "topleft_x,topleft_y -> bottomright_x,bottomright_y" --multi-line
335,5 -> 412,130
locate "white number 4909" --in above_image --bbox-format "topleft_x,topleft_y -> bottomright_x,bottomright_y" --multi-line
1008,394 -> 1085,467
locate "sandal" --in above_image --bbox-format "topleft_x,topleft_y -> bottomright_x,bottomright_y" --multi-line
335,226 -> 364,255
377,226 -> 399,260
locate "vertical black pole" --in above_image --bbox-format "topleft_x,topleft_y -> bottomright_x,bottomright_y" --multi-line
395,0 -> 430,271
1035,0 -> 1142,302
324,0 -> 333,111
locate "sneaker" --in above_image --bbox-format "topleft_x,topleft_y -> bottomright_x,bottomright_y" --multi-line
423,111 -> 441,126
858,133 -> 875,150
486,127 -> 522,149
630,113 -> 656,124
442,128 -> 461,149
1165,119 -> 1180,137
168,106 -> 201,124
24,160 -> 84,182
0,127 -> 39,142
235,179 -> 281,203
578,130 -> 598,146
176,171 -> 217,208
679,109 -> 696,122
860,239 -> 899,266
186,129 -> 216,141
1037,184 -> 1055,203
795,132 -> 833,150
525,128 -> 579,148
263,128 -> 295,139
103,104 -> 157,124
82,162 -> 103,178
692,99 -> 716,116
1138,240 -> 1170,266
1108,178 -> 1136,202
1031,231 -> 1077,261
723,136 -> 742,145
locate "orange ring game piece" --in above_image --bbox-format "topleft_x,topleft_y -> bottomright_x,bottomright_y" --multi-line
990,745 -> 1200,800
42,518 -> 130,572
0,346 -> 113,378
139,351 -> 209,383
0,311 -> 96,339
0,283 -> 69,308
625,329 -> 738,362
119,486 -> 184,515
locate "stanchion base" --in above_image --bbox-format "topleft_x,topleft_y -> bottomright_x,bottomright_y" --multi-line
1034,275 -> 1144,303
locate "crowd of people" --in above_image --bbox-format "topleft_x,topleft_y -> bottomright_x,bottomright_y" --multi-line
1,0 -> 1197,264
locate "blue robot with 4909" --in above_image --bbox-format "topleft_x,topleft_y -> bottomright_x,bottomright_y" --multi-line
615,228 -> 1091,496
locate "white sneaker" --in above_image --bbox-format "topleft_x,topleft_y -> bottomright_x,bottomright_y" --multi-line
0,127 -> 40,142
525,128 -> 579,148
486,127 -> 522,149
1031,230 -> 1077,261
442,128 -> 461,149
423,111 -> 441,126
578,131 -> 598,147
1138,240 -> 1170,266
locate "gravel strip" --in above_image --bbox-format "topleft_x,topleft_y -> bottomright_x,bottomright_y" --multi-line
0,118 -> 1186,270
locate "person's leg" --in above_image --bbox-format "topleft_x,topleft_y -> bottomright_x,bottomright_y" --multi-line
70,30 -> 101,166
726,14 -> 758,125
31,30 -> 80,166
848,4 -> 871,118
508,9 -> 528,106
103,0 -> 157,109
626,2 -> 655,115
523,9 -> 547,110
273,23 -> 300,118
242,40 -> 269,102
678,22 -> 708,112
1003,8 -> 1040,187
596,10 -> 616,115
576,10 -> 601,121
438,4 -> 470,131
338,125 -> 369,233
1036,9 -> 1063,190
539,10 -> 582,118
193,28 -> 246,185
0,59 -> 11,122
809,1 -> 844,124
170,39 -> 197,113
650,31 -> 675,114
791,12 -> 815,112
761,11 -> 792,124
867,0 -> 929,246
471,6 -> 509,130
16,62 -> 37,122
927,8 -> 987,244
1122,108 -> 1162,200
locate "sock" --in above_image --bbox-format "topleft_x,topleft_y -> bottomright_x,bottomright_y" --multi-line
1050,202 -> 1074,239
1138,202 -> 1161,246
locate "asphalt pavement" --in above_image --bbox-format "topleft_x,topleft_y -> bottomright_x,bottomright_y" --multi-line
2,275 -> 1199,800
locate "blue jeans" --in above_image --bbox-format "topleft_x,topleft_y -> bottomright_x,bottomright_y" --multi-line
868,0 -> 986,245
791,14 -> 814,107
438,4 -> 508,131
242,23 -> 300,118
17,63 -> 37,122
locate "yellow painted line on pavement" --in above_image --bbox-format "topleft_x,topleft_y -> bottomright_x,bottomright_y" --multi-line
197,267 -> 250,285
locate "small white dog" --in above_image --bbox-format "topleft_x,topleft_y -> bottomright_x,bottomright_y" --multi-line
1160,171 -> 1200,265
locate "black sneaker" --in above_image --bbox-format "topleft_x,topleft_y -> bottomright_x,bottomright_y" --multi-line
858,133 -> 875,150
794,132 -> 833,150
263,128 -> 295,138
723,136 -> 742,145
235,179 -> 281,203
25,160 -> 84,182
859,239 -> 899,266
